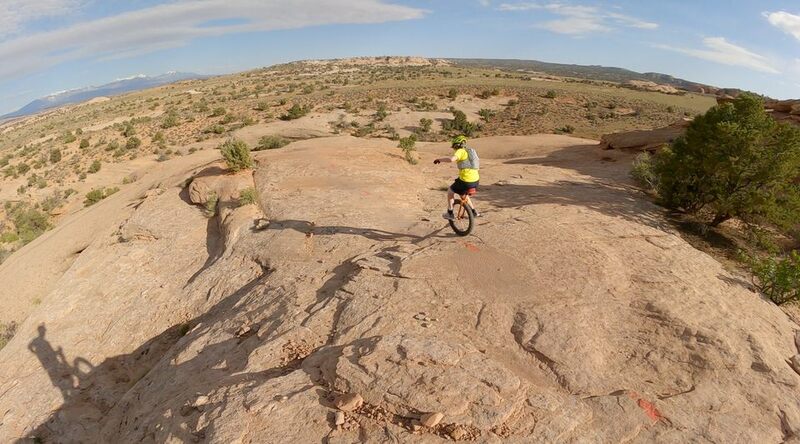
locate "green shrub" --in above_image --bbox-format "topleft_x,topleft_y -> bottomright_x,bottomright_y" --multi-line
442,109 -> 478,137
238,187 -> 257,206
746,251 -> 800,305
653,93 -> 800,227
0,322 -> 17,351
556,125 -> 575,134
106,140 -> 120,152
478,109 -> 495,123
0,232 -> 19,243
280,104 -> 309,121
9,205 -> 51,244
63,131 -> 77,143
544,90 -> 557,99
375,103 -> 389,121
398,135 -> 418,165
211,107 -> 227,117
255,101 -> 270,111
49,149 -> 62,163
447,88 -> 458,99
205,124 -> 226,134
122,122 -> 136,137
88,160 -> 101,173
126,136 -> 141,150
17,163 -> 30,175
205,192 -> 218,216
255,135 -> 290,151
220,139 -> 254,172
79,138 -> 90,149
83,187 -> 118,206
419,118 -> 433,133
84,189 -> 105,206
161,112 -> 180,129
631,152 -> 659,191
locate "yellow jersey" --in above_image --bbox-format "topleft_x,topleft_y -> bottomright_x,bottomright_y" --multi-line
455,148 -> 479,182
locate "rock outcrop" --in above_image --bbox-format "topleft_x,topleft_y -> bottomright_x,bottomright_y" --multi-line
600,97 -> 800,152
599,119 -> 690,151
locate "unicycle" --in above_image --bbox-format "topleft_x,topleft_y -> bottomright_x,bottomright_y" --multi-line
449,189 -> 476,236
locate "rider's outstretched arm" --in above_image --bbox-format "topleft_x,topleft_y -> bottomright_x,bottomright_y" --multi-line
433,155 -> 458,163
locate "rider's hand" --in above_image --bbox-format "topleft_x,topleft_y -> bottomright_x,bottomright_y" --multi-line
433,159 -> 440,164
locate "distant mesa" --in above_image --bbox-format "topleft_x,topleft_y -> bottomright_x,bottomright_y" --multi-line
1,72 -> 209,121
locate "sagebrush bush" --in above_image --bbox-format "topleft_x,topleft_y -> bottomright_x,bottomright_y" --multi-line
544,90 -> 557,99
255,135 -> 290,151
49,149 -> 62,163
126,136 -> 141,150
161,112 -> 180,129
220,139 -> 254,172
280,104 -> 309,121
88,160 -> 101,173
238,187 -> 257,206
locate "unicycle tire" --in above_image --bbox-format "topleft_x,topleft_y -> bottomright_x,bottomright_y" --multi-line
449,201 -> 474,236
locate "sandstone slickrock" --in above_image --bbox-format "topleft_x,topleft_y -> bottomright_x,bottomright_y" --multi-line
334,411 -> 346,426
0,135 -> 798,442
420,412 -> 444,428
334,393 -> 364,412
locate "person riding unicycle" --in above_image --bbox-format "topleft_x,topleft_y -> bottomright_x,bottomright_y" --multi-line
433,135 -> 481,220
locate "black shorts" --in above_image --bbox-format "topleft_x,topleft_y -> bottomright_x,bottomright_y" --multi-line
450,179 -> 479,195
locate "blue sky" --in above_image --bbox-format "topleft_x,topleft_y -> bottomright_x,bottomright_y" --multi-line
1,0 -> 799,115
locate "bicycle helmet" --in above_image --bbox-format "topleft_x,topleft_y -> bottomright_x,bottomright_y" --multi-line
451,135 -> 468,148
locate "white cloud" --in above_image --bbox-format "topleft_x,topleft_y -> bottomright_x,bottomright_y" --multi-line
654,37 -> 780,74
478,0 -> 491,6
498,2 -> 540,11
497,2 -> 657,35
0,0 -> 84,39
765,11 -> 800,41
0,0 -> 426,82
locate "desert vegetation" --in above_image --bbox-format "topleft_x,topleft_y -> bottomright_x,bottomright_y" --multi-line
220,139 -> 254,172
0,57 -> 714,260
632,94 -> 800,304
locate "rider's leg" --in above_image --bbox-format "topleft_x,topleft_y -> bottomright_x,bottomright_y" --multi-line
447,187 -> 456,211
465,195 -> 475,210
443,187 -> 457,220
465,195 -> 480,216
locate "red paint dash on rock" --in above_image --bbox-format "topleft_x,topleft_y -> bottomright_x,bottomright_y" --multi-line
628,391 -> 664,422
464,242 -> 480,252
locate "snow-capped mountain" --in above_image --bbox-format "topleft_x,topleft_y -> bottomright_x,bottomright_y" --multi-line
2,72 -> 207,120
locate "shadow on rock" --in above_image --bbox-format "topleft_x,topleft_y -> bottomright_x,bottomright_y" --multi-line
20,271 -> 289,443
